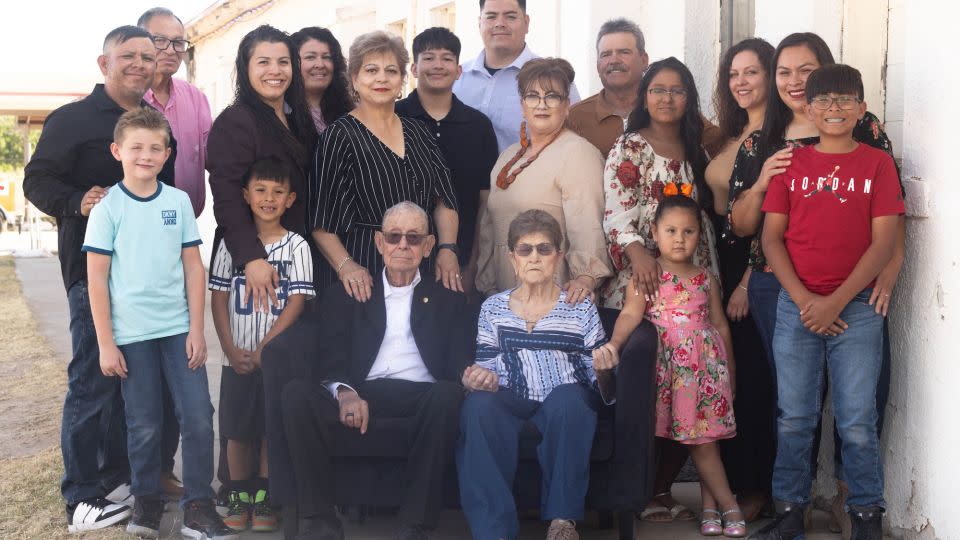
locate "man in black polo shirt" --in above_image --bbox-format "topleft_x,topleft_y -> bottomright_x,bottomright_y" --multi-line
396,27 -> 499,297
23,25 -> 177,533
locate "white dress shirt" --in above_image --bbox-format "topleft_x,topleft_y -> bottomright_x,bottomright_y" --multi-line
328,270 -> 435,398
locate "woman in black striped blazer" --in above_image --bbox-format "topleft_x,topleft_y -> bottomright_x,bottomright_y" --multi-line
308,31 -> 462,301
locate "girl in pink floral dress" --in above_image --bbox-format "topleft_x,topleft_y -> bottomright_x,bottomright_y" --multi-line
613,193 -> 744,536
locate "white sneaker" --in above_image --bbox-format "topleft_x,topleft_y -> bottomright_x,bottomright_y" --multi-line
67,497 -> 131,533
105,482 -> 133,505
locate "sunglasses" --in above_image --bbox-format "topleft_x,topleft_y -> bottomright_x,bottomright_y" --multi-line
513,243 -> 556,257
383,232 -> 427,246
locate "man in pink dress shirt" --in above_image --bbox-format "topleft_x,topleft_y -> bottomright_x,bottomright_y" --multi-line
139,7 -> 212,217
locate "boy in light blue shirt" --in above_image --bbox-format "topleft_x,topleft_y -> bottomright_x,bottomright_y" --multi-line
83,107 -> 236,540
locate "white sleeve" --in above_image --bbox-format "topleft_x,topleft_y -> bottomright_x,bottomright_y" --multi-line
209,241 -> 233,292
288,234 -> 315,297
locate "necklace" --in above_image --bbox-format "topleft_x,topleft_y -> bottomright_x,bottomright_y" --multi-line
513,284 -> 560,327
496,122 -> 563,189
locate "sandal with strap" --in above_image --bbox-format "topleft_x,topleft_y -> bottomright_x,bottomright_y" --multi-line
722,508 -> 747,538
700,509 -> 722,536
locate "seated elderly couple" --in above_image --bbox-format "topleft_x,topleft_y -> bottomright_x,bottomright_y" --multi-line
262,202 -> 657,540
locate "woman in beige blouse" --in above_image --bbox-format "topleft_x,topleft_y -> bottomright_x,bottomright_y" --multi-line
476,58 -> 611,302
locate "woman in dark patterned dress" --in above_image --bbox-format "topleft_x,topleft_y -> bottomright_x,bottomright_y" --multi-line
723,32 -> 903,533
308,31 -> 461,299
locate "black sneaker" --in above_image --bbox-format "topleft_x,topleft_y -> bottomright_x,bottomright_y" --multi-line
748,502 -> 805,540
182,500 -> 240,540
849,505 -> 883,540
125,496 -> 165,538
66,497 -> 131,533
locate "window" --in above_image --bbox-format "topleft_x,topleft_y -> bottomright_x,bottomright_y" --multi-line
720,0 -> 756,54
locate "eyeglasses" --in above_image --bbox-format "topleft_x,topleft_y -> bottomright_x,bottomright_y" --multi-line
152,36 -> 191,53
648,87 -> 688,98
809,95 -> 861,110
513,243 -> 556,257
522,93 -> 566,109
383,232 -> 427,246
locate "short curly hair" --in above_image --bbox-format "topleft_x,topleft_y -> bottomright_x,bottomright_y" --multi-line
113,106 -> 170,146
507,209 -> 563,251
348,31 -> 409,80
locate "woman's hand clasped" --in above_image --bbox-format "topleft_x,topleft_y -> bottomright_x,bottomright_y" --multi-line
339,260 -> 374,302
462,364 -> 499,392
592,342 -> 620,372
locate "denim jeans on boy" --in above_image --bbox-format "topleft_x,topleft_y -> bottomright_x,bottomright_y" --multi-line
61,280 -> 129,505
772,289 -> 885,508
119,332 -> 215,507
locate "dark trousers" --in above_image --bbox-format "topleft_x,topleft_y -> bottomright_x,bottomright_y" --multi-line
597,308 -> 659,512
61,281 -> 179,506
281,378 -> 463,528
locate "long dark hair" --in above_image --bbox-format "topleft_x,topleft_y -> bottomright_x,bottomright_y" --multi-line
290,26 -> 354,123
713,38 -> 775,139
757,32 -> 835,161
233,25 -> 318,166
626,57 -> 711,212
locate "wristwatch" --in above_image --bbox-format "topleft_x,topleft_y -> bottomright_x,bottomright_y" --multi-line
437,243 -> 460,257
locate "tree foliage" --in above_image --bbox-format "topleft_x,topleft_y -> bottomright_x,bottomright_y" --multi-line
0,116 -> 41,172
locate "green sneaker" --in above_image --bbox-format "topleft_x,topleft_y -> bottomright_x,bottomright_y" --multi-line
251,489 -> 278,532
222,491 -> 250,531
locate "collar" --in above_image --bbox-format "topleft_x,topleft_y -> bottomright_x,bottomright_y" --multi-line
593,90 -> 623,123
401,89 -> 470,123
381,269 -> 422,298
144,78 -> 180,109
91,84 -> 135,113
465,43 -> 536,74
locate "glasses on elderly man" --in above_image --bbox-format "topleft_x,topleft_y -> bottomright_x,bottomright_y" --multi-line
383,232 -> 427,246
152,36 -> 191,53
513,243 -> 557,257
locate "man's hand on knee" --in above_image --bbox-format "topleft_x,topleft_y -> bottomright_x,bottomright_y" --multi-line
337,389 -> 370,434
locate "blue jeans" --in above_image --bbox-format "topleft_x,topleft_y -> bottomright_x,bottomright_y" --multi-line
457,384 -> 599,540
61,281 -> 129,505
119,333 -> 215,507
772,290 -> 884,508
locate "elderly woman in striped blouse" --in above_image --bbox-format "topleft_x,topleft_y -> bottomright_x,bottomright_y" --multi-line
457,209 -> 617,540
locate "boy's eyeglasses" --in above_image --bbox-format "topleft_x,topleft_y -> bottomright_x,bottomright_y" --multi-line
383,232 -> 427,246
513,243 -> 557,257
522,93 -> 566,108
152,36 -> 191,53
810,95 -> 861,110
648,87 -> 688,98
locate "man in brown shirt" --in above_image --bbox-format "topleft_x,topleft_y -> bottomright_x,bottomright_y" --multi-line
568,18 -> 724,157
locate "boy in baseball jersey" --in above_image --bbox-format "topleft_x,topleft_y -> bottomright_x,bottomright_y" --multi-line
208,157 -> 315,532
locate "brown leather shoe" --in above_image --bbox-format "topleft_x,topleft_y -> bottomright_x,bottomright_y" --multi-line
160,471 -> 185,499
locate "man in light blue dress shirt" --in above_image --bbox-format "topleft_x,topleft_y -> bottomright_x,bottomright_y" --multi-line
453,0 -> 580,152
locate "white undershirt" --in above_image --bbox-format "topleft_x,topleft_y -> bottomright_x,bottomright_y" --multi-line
328,270 -> 434,398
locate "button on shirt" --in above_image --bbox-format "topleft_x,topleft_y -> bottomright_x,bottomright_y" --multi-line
454,44 -> 581,153
23,84 -> 177,291
145,78 -> 212,217
395,90 -> 499,262
328,270 -> 435,397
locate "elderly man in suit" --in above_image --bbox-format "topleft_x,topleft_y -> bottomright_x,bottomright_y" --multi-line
264,201 -> 472,540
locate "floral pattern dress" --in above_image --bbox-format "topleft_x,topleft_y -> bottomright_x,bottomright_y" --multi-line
647,269 -> 736,443
722,112 -> 896,272
601,132 -> 720,309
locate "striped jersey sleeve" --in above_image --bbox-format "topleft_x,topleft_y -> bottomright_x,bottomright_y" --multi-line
209,240 -> 233,292
287,233 -> 315,297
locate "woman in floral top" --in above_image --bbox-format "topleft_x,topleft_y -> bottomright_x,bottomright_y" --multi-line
601,57 -> 720,523
723,32 -> 902,532
602,57 -> 720,312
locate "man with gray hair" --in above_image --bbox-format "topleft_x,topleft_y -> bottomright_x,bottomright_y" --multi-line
568,18 -> 724,156
139,7 -> 212,217
263,202 -> 473,540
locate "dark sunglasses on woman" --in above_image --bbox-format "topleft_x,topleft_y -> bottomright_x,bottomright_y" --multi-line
513,243 -> 556,257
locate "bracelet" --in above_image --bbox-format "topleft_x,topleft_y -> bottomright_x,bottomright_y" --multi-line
335,255 -> 353,275
738,284 -> 748,292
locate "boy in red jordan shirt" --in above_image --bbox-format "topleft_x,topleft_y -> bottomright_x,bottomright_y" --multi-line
751,64 -> 903,540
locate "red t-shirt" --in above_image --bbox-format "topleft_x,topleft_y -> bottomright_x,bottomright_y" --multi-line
762,143 -> 904,295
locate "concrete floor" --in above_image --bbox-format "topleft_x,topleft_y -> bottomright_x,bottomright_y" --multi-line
14,255 -> 852,539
